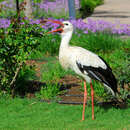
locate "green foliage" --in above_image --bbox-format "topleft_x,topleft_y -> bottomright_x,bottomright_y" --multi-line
98,42 -> 130,101
71,32 -> 122,53
30,31 -> 123,58
40,60 -> 74,83
119,88 -> 130,103
41,62 -> 63,82
0,1 -> 15,18
29,34 -> 60,59
36,83 -> 60,99
102,40 -> 130,86
119,41 -> 130,84
0,17 -> 45,94
15,65 -> 37,87
80,0 -> 103,17
33,0 -> 42,3
115,51 -> 130,85
81,80 -> 107,99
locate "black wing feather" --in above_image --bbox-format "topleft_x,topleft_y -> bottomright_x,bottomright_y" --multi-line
76,57 -> 118,94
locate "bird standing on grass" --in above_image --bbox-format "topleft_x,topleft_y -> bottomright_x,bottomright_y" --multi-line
46,20 -> 118,120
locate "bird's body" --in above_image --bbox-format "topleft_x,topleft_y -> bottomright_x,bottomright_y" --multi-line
60,45 -> 106,70
59,44 -> 106,82
59,27 -> 117,96
47,20 -> 118,120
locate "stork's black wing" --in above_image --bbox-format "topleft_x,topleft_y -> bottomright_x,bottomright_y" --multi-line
76,56 -> 118,94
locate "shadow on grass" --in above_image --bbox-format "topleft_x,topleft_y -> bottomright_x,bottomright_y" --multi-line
15,80 -> 78,97
97,100 -> 129,110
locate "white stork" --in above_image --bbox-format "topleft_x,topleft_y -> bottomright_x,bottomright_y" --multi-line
46,20 -> 118,120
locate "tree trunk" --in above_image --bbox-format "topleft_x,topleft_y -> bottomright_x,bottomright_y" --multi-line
16,0 -> 20,15
24,0 -> 33,18
16,0 -> 20,22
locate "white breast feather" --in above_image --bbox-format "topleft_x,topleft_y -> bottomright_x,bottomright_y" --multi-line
68,46 -> 107,69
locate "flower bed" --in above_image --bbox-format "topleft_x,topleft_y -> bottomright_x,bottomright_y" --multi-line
0,18 -> 130,35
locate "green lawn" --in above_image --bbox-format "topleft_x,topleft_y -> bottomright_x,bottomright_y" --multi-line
0,98 -> 129,129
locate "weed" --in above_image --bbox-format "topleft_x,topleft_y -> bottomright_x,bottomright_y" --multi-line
40,60 -> 74,83
119,88 -> 130,102
36,82 -> 60,100
81,80 -> 107,99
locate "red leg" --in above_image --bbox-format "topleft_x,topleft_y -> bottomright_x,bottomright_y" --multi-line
90,82 -> 94,120
82,80 -> 87,121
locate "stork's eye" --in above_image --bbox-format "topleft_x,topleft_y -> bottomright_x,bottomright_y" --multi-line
65,23 -> 69,26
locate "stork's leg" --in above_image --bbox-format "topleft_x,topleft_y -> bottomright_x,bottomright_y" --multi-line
82,80 -> 87,121
90,82 -> 94,120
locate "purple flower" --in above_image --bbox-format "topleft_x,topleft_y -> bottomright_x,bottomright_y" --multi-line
0,18 -> 10,28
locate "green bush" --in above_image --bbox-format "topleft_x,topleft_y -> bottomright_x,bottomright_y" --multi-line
80,0 -> 104,18
0,17 -> 45,95
114,49 -> 130,85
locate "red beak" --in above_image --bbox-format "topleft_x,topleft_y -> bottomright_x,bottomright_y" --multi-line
47,28 -> 63,34
46,19 -> 64,27
44,19 -> 64,34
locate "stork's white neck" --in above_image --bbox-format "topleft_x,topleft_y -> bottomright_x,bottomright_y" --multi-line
60,31 -> 73,49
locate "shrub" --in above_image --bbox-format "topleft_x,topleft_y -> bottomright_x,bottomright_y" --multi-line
115,46 -> 130,86
0,16 -> 46,96
80,0 -> 103,18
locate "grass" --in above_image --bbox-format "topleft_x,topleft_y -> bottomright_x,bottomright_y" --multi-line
29,34 -> 60,59
40,59 -> 74,83
0,97 -> 129,129
71,32 -> 123,53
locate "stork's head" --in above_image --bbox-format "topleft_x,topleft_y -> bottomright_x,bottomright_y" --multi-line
47,20 -> 73,36
61,21 -> 73,34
